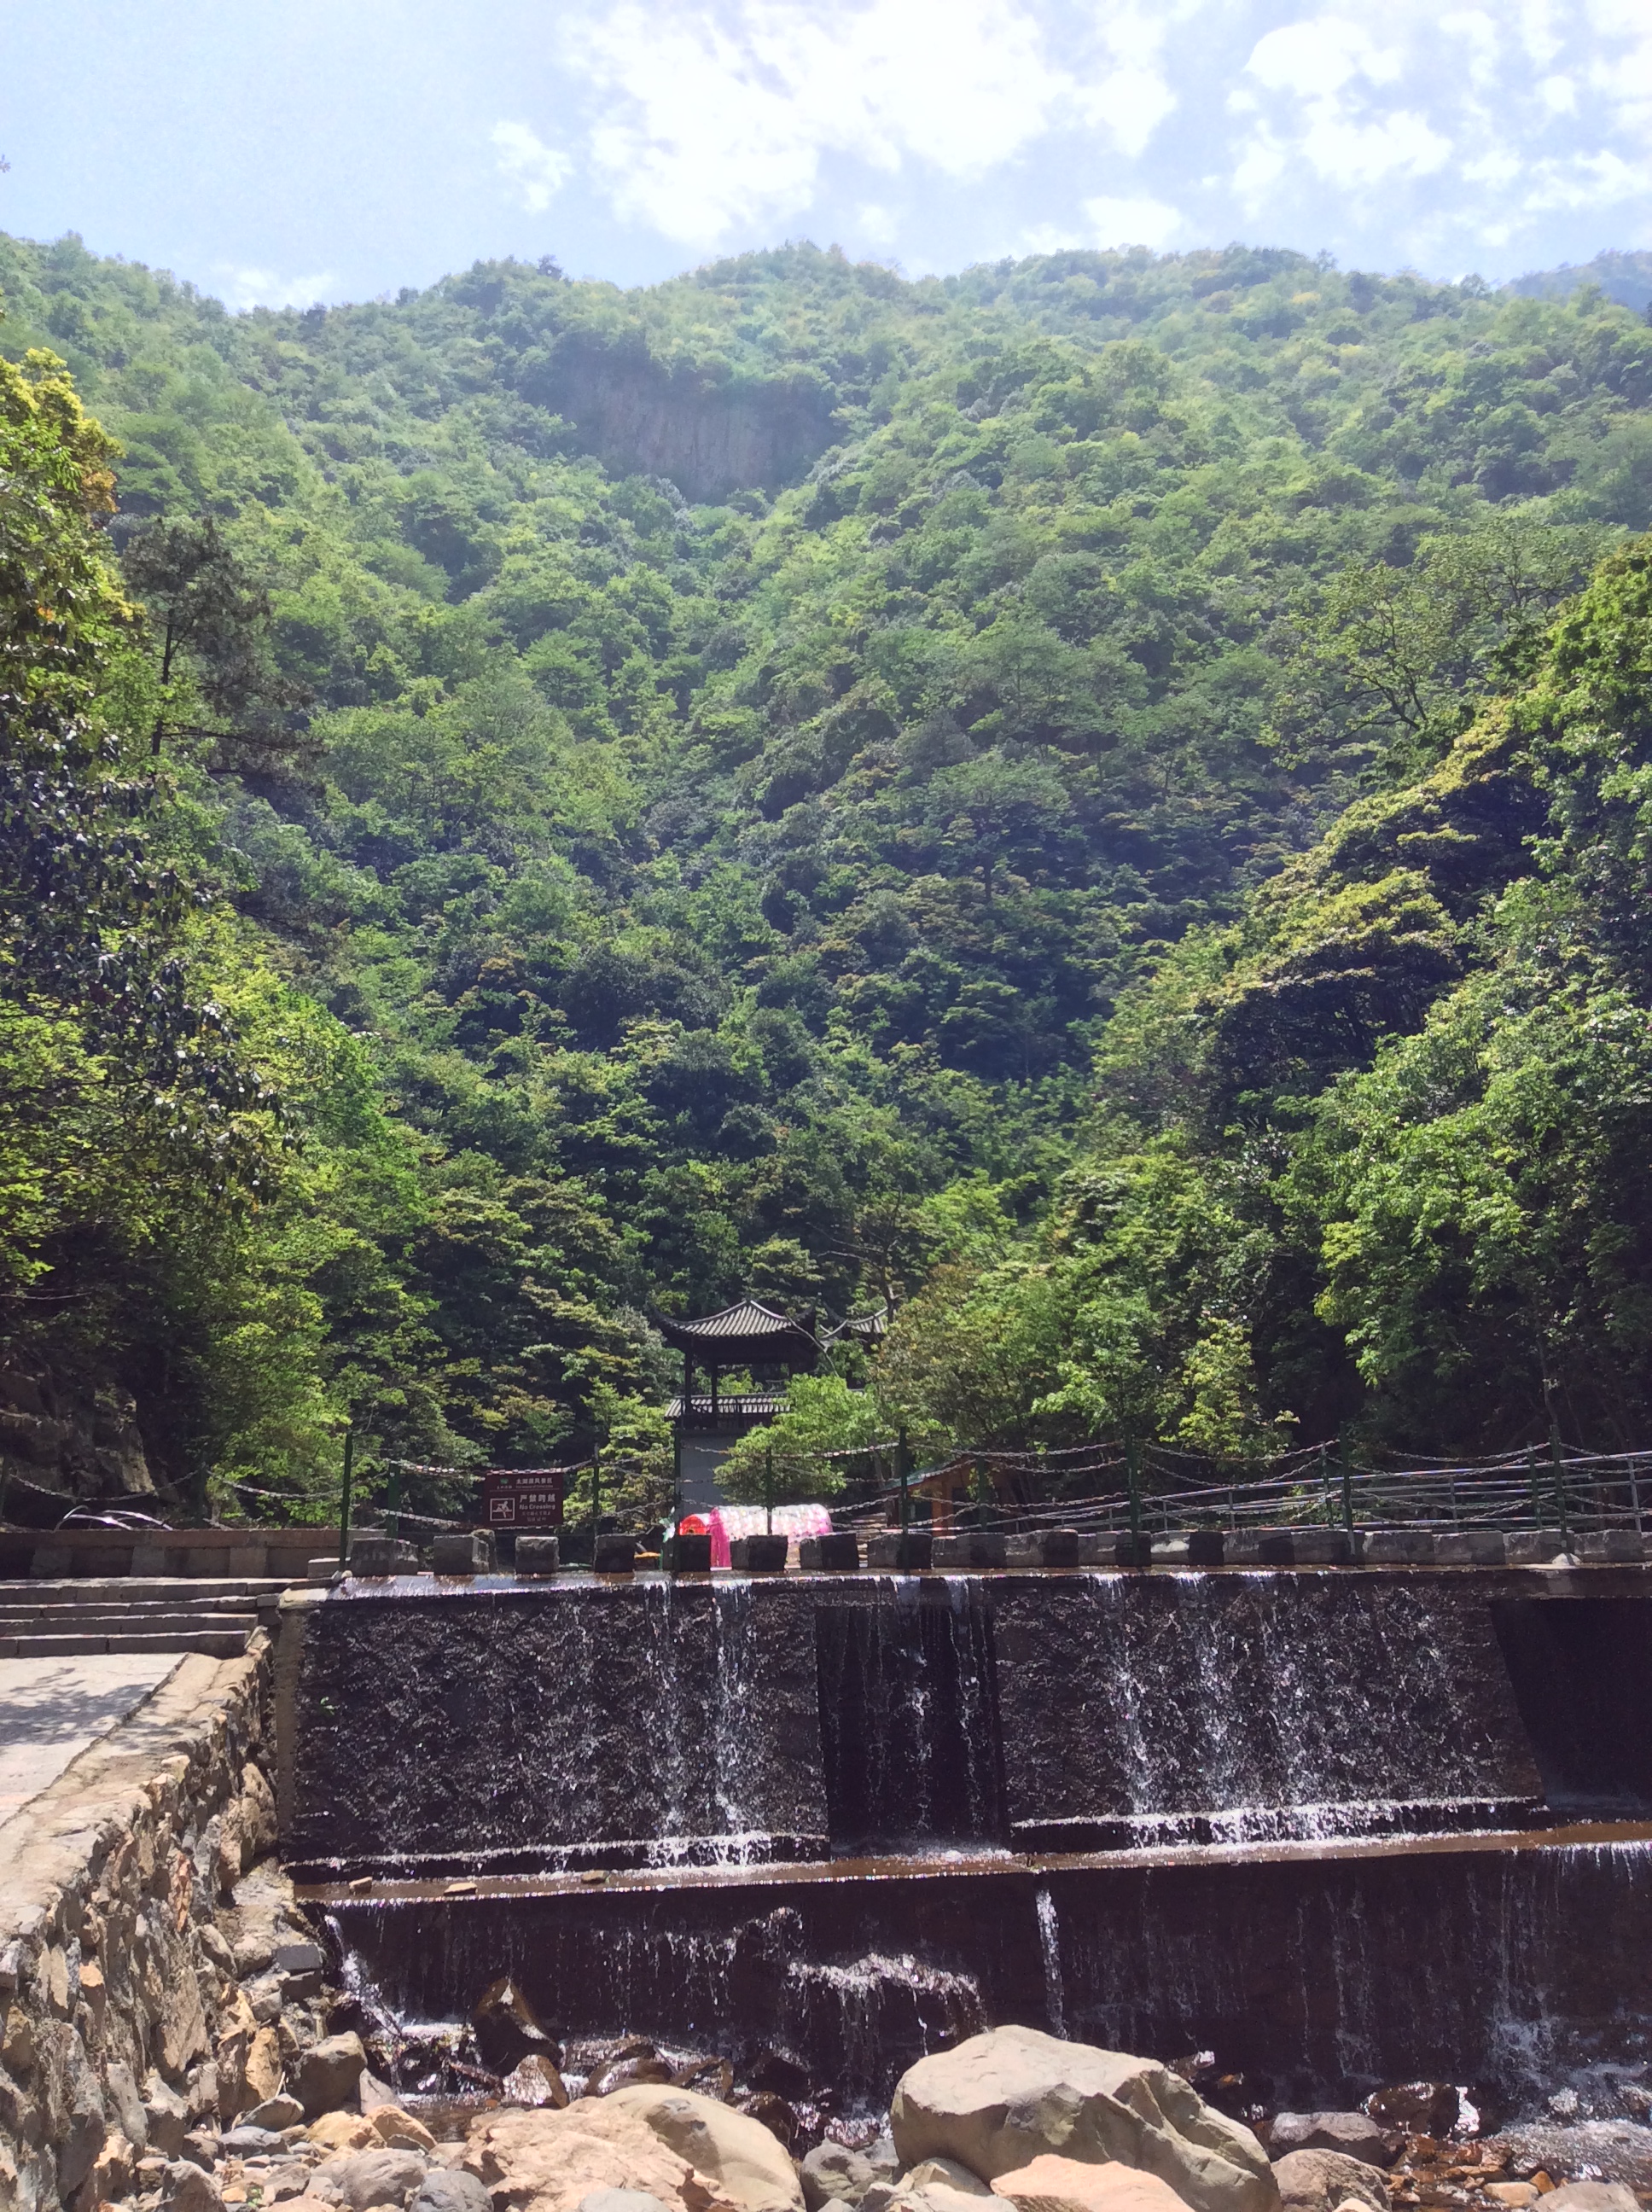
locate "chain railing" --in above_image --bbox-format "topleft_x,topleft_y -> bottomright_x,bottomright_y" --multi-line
209,1435 -> 1652,1547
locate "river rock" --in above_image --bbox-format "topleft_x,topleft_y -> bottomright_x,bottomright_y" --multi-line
309,2113 -> 381,2151
890,2026 -> 1277,2212
802,2142 -> 876,2209
296,2033 -> 369,2119
601,2084 -> 806,2212
996,2157 -> 1192,2212
372,2106 -> 440,2151
410,2174 -> 494,2212
223,2125 -> 288,2154
146,2071 -> 192,2158
325,2148 -> 433,2209
1543,2188 -> 1640,2212
579,2195 -> 678,2212
587,2054 -> 678,2096
474,1976 -> 565,2076
676,2057 -> 736,2102
249,2093 -> 307,2131
904,2163 -> 996,2197
165,2163 -> 227,2212
1364,2086 -> 1457,2138
509,2054 -> 573,2107
1270,2150 -> 1387,2212
1268,2118 -> 1392,2168
736,2092 -> 800,2150
462,2104 -> 727,2212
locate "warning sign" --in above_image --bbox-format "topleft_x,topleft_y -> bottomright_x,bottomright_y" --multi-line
481,1468 -> 566,1528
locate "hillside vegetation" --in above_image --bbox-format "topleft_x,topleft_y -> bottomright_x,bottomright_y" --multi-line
3,230 -> 1652,1513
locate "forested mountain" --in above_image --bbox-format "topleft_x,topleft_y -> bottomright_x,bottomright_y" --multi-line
3,229 -> 1652,1516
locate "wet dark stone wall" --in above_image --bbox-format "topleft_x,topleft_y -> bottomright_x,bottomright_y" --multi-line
288,1578 -> 828,1871
992,1575 -> 1545,1847
285,1572 -> 1635,1875
324,1833 -> 1652,2110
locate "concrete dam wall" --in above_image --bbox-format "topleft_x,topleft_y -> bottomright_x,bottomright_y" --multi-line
279,1562 -> 1652,2110
283,1569 -> 1564,1875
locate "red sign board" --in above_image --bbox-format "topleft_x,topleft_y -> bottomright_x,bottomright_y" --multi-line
482,1468 -> 565,1528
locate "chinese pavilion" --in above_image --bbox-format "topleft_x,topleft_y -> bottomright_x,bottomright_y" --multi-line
657,1298 -> 821,1509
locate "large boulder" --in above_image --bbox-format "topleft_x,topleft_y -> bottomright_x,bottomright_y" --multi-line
1270,2151 -> 1386,2212
1268,2120 -> 1390,2170
410,2176 -> 493,2212
317,2148 -> 432,2210
465,2106 -> 694,2212
462,2090 -> 807,2212
890,2029 -> 1277,2212
1544,2189 -> 1639,2212
600,2086 -> 805,2212
295,2034 -> 368,2120
996,2157 -> 1194,2212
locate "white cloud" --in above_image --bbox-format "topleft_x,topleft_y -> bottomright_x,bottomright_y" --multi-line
569,0 -> 1069,243
1248,17 -> 1402,98
1235,14 -> 1450,211
217,265 -> 337,311
492,120 -> 570,213
483,0 -> 1652,276
1082,192 -> 1184,250
1521,147 -> 1650,211
1074,3 -> 1191,159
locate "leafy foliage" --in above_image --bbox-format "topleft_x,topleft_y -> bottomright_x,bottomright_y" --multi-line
5,230 -> 1652,1507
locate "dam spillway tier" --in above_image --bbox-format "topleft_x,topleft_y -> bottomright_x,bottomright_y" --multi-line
282,1560 -> 1652,2109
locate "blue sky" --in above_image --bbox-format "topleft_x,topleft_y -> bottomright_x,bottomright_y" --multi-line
3,1 -> 1649,306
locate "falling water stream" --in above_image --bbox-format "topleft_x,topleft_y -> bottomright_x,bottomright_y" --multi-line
296,1567 -> 1652,2114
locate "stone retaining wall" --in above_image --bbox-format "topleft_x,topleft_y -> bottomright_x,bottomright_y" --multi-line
0,1641 -> 275,2212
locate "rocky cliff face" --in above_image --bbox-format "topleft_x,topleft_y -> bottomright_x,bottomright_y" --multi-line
512,332 -> 838,501
0,1359 -> 154,1522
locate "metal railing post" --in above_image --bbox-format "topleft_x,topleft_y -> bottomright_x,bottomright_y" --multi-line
897,1428 -> 910,1532
1550,1423 -> 1570,1548
1339,1441 -> 1355,1538
765,1446 -> 775,1537
337,1428 -> 354,1568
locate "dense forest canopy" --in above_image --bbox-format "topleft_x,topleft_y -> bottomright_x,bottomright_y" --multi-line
3,227 -> 1652,1518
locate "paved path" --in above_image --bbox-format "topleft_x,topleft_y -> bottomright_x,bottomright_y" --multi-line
0,1654 -> 181,1822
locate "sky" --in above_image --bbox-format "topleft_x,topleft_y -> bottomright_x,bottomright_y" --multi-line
2,0 -> 1649,309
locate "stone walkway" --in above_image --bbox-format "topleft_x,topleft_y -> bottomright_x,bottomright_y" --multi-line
0,1652 -> 182,1823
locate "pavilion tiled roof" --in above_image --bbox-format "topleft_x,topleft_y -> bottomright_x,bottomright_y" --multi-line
655,1299 -> 820,1365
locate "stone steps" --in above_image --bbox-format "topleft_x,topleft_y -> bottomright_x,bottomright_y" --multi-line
0,1628 -> 254,1657
0,1576 -> 279,1657
0,1575 -> 289,1604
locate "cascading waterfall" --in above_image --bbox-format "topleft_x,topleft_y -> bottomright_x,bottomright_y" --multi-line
814,1576 -> 1004,1851
1037,1569 -> 1542,1843
298,1563 -> 1652,2116
1034,1883 -> 1065,2035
